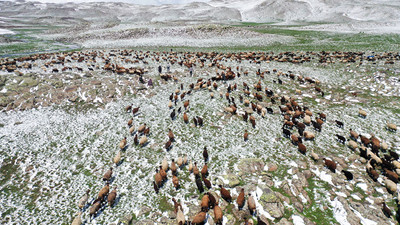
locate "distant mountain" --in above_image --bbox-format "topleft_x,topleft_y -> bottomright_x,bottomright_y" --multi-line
1,0 -> 400,23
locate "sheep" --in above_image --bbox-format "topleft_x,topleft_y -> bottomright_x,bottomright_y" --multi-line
323,158 -> 336,173
103,167 -> 113,181
159,166 -> 167,181
358,108 -> 367,118
195,177 -> 204,193
170,110 -> 176,120
367,149 -> 382,164
200,194 -> 210,212
335,134 -> 346,144
107,186 -> 117,207
219,185 -> 232,203
78,189 -> 90,209
113,151 -> 121,165
139,136 -> 147,146
303,131 -> 315,140
203,147 -> 209,162
206,192 -> 217,209
349,129 -> 359,140
177,206 -> 185,225
384,177 -> 397,193
168,129 -> 174,142
392,161 -> 400,170
153,181 -> 159,194
138,123 -> 146,133
311,150 -> 319,161
171,159 -> 177,176
237,188 -> 245,210
177,156 -> 183,168
98,182 -> 110,201
298,143 -> 307,155
183,112 -> 189,123
129,126 -> 135,135
128,118 -> 133,127
367,167 -> 379,182
341,170 -> 353,180
183,155 -> 188,165
191,211 -> 207,225
387,123 -> 397,132
303,115 -> 311,125
384,169 -> 399,183
214,203 -> 223,224
244,130 -> 249,141
188,161 -> 193,173
132,107 -> 140,115
335,120 -> 344,128
282,128 -> 291,138
168,100 -> 173,108
248,193 -> 256,215
184,100 -> 190,110
71,212 -> 82,225
381,141 -> 389,151
155,169 -> 162,188
119,137 -> 127,150
202,176 -> 212,189
162,158 -> 169,171
347,140 -> 358,150
197,117 -> 204,126
201,163 -> 208,178
165,140 -> 172,150
89,198 -> 102,219
172,175 -> 180,189
382,202 -> 392,218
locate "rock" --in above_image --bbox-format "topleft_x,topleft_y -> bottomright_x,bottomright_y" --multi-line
258,214 -> 270,225
168,210 -> 176,219
292,198 -> 304,213
298,161 -> 308,169
261,174 -> 275,187
348,154 -> 359,162
225,214 -> 236,224
120,214 -> 134,225
337,197 -> 361,225
238,158 -> 265,176
275,218 -> 293,225
295,172 -> 309,187
220,174 -> 241,188
275,192 -> 290,204
268,163 -> 278,172
332,173 -> 345,186
333,157 -> 348,169
138,206 -> 152,218
259,186 -> 285,219
22,77 -> 39,87
280,181 -> 292,196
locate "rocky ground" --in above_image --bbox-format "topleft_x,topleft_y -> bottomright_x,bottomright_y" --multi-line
0,50 -> 399,225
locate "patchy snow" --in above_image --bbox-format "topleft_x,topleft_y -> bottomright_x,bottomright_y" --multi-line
292,215 -> 305,225
330,197 -> 350,225
0,28 -> 14,35
351,206 -> 377,225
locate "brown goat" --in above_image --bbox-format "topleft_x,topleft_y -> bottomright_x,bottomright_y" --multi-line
200,194 -> 210,212
214,203 -> 223,224
323,158 -> 336,173
219,185 -> 232,202
237,188 -> 245,210
107,186 -> 117,207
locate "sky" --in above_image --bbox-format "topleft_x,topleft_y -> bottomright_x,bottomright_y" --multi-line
16,0 -> 211,4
